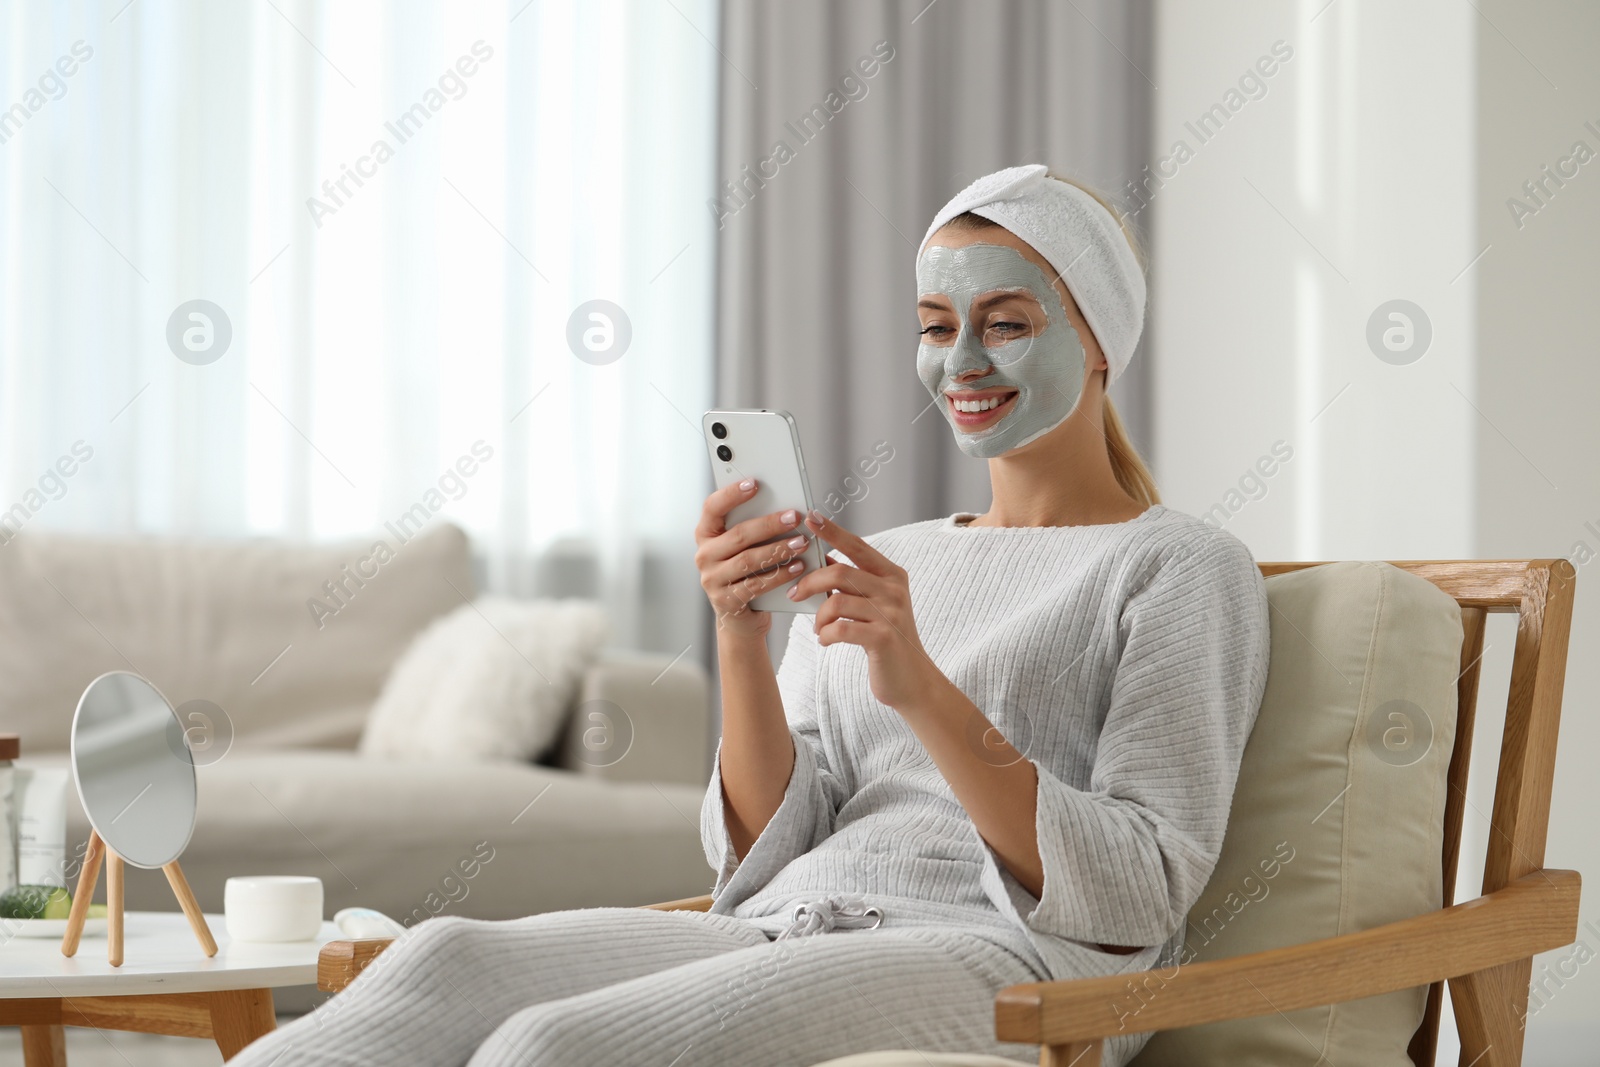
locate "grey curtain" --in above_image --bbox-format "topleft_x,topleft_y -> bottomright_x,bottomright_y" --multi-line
706,0 -> 1155,688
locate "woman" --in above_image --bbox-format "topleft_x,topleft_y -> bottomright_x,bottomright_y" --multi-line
233,164 -> 1270,1067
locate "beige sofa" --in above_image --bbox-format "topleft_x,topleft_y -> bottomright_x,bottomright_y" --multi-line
0,523 -> 716,933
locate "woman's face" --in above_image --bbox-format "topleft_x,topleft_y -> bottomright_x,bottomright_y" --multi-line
915,223 -> 1106,459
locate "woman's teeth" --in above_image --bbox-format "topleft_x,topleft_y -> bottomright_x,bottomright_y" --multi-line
953,395 -> 1008,413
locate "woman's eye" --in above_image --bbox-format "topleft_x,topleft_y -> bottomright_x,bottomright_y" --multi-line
919,324 -> 953,338
984,321 -> 1029,340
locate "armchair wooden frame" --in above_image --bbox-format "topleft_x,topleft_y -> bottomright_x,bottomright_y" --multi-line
318,559 -> 1581,1067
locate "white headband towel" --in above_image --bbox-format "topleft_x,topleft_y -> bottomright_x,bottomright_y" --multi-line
919,163 -> 1146,390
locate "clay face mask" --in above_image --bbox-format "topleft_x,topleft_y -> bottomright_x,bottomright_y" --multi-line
916,243 -> 1086,459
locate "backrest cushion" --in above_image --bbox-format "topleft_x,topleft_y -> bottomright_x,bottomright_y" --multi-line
1133,561 -> 1462,1067
0,523 -> 473,753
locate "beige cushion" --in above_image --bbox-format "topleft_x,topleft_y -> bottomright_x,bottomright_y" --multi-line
558,649 -> 712,785
1133,561 -> 1461,1065
0,523 -> 473,753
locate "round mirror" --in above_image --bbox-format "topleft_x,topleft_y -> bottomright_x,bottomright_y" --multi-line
71,671 -> 197,869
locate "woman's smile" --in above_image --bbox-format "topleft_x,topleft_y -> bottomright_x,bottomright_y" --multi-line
946,387 -> 1019,429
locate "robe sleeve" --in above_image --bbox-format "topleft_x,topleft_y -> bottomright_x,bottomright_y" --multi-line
976,531 -> 1272,951
700,612 -> 850,909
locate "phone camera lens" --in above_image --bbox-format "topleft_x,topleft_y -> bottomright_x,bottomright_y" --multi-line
716,445 -> 733,462
710,422 -> 727,439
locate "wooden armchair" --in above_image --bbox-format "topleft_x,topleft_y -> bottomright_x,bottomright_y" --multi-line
318,559 -> 1581,1067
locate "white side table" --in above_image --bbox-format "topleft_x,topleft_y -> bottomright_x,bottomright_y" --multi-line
0,911 -> 341,1064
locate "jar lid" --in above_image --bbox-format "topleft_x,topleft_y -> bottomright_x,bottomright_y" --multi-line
0,734 -> 18,760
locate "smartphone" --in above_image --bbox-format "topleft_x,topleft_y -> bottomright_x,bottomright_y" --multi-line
703,409 -> 830,613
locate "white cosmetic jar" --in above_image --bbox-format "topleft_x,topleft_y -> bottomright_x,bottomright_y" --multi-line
224,875 -> 324,942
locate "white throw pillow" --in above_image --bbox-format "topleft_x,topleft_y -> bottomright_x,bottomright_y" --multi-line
358,596 -> 610,761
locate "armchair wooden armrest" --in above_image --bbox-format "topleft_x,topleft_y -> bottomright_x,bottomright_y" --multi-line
316,894 -> 717,993
318,938 -> 397,993
639,893 -> 715,912
997,869 -> 1580,1065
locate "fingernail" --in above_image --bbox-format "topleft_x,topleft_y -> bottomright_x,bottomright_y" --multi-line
786,535 -> 807,550
739,478 -> 755,491
780,508 -> 798,525
806,509 -> 826,526
786,560 -> 804,574
788,583 -> 802,599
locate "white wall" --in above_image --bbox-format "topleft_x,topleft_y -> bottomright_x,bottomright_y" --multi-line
1472,0 -> 1600,1055
1153,0 -> 1599,1060
1148,0 -> 1476,560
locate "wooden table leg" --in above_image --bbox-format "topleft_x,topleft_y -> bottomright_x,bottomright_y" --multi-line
207,987 -> 276,1061
20,1023 -> 67,1067
107,851 -> 124,968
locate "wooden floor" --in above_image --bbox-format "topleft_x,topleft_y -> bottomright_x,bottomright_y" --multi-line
0,1015 -> 1594,1065
0,1019 -> 263,1065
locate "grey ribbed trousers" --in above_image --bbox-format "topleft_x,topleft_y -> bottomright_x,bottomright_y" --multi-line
230,906 -> 1046,1066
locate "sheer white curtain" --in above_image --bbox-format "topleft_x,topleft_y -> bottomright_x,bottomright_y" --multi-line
0,0 -> 718,653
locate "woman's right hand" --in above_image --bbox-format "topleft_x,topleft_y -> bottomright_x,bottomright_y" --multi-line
695,478 -> 814,641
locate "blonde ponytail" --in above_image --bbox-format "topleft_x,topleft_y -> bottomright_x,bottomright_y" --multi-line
1102,394 -> 1161,507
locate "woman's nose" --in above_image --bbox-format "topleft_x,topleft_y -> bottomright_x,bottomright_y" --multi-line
944,327 -> 990,380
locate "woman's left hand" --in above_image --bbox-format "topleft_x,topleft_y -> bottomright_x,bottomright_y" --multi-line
788,510 -> 942,710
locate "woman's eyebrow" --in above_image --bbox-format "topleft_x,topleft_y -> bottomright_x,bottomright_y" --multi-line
971,290 -> 1041,314
916,298 -> 950,311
